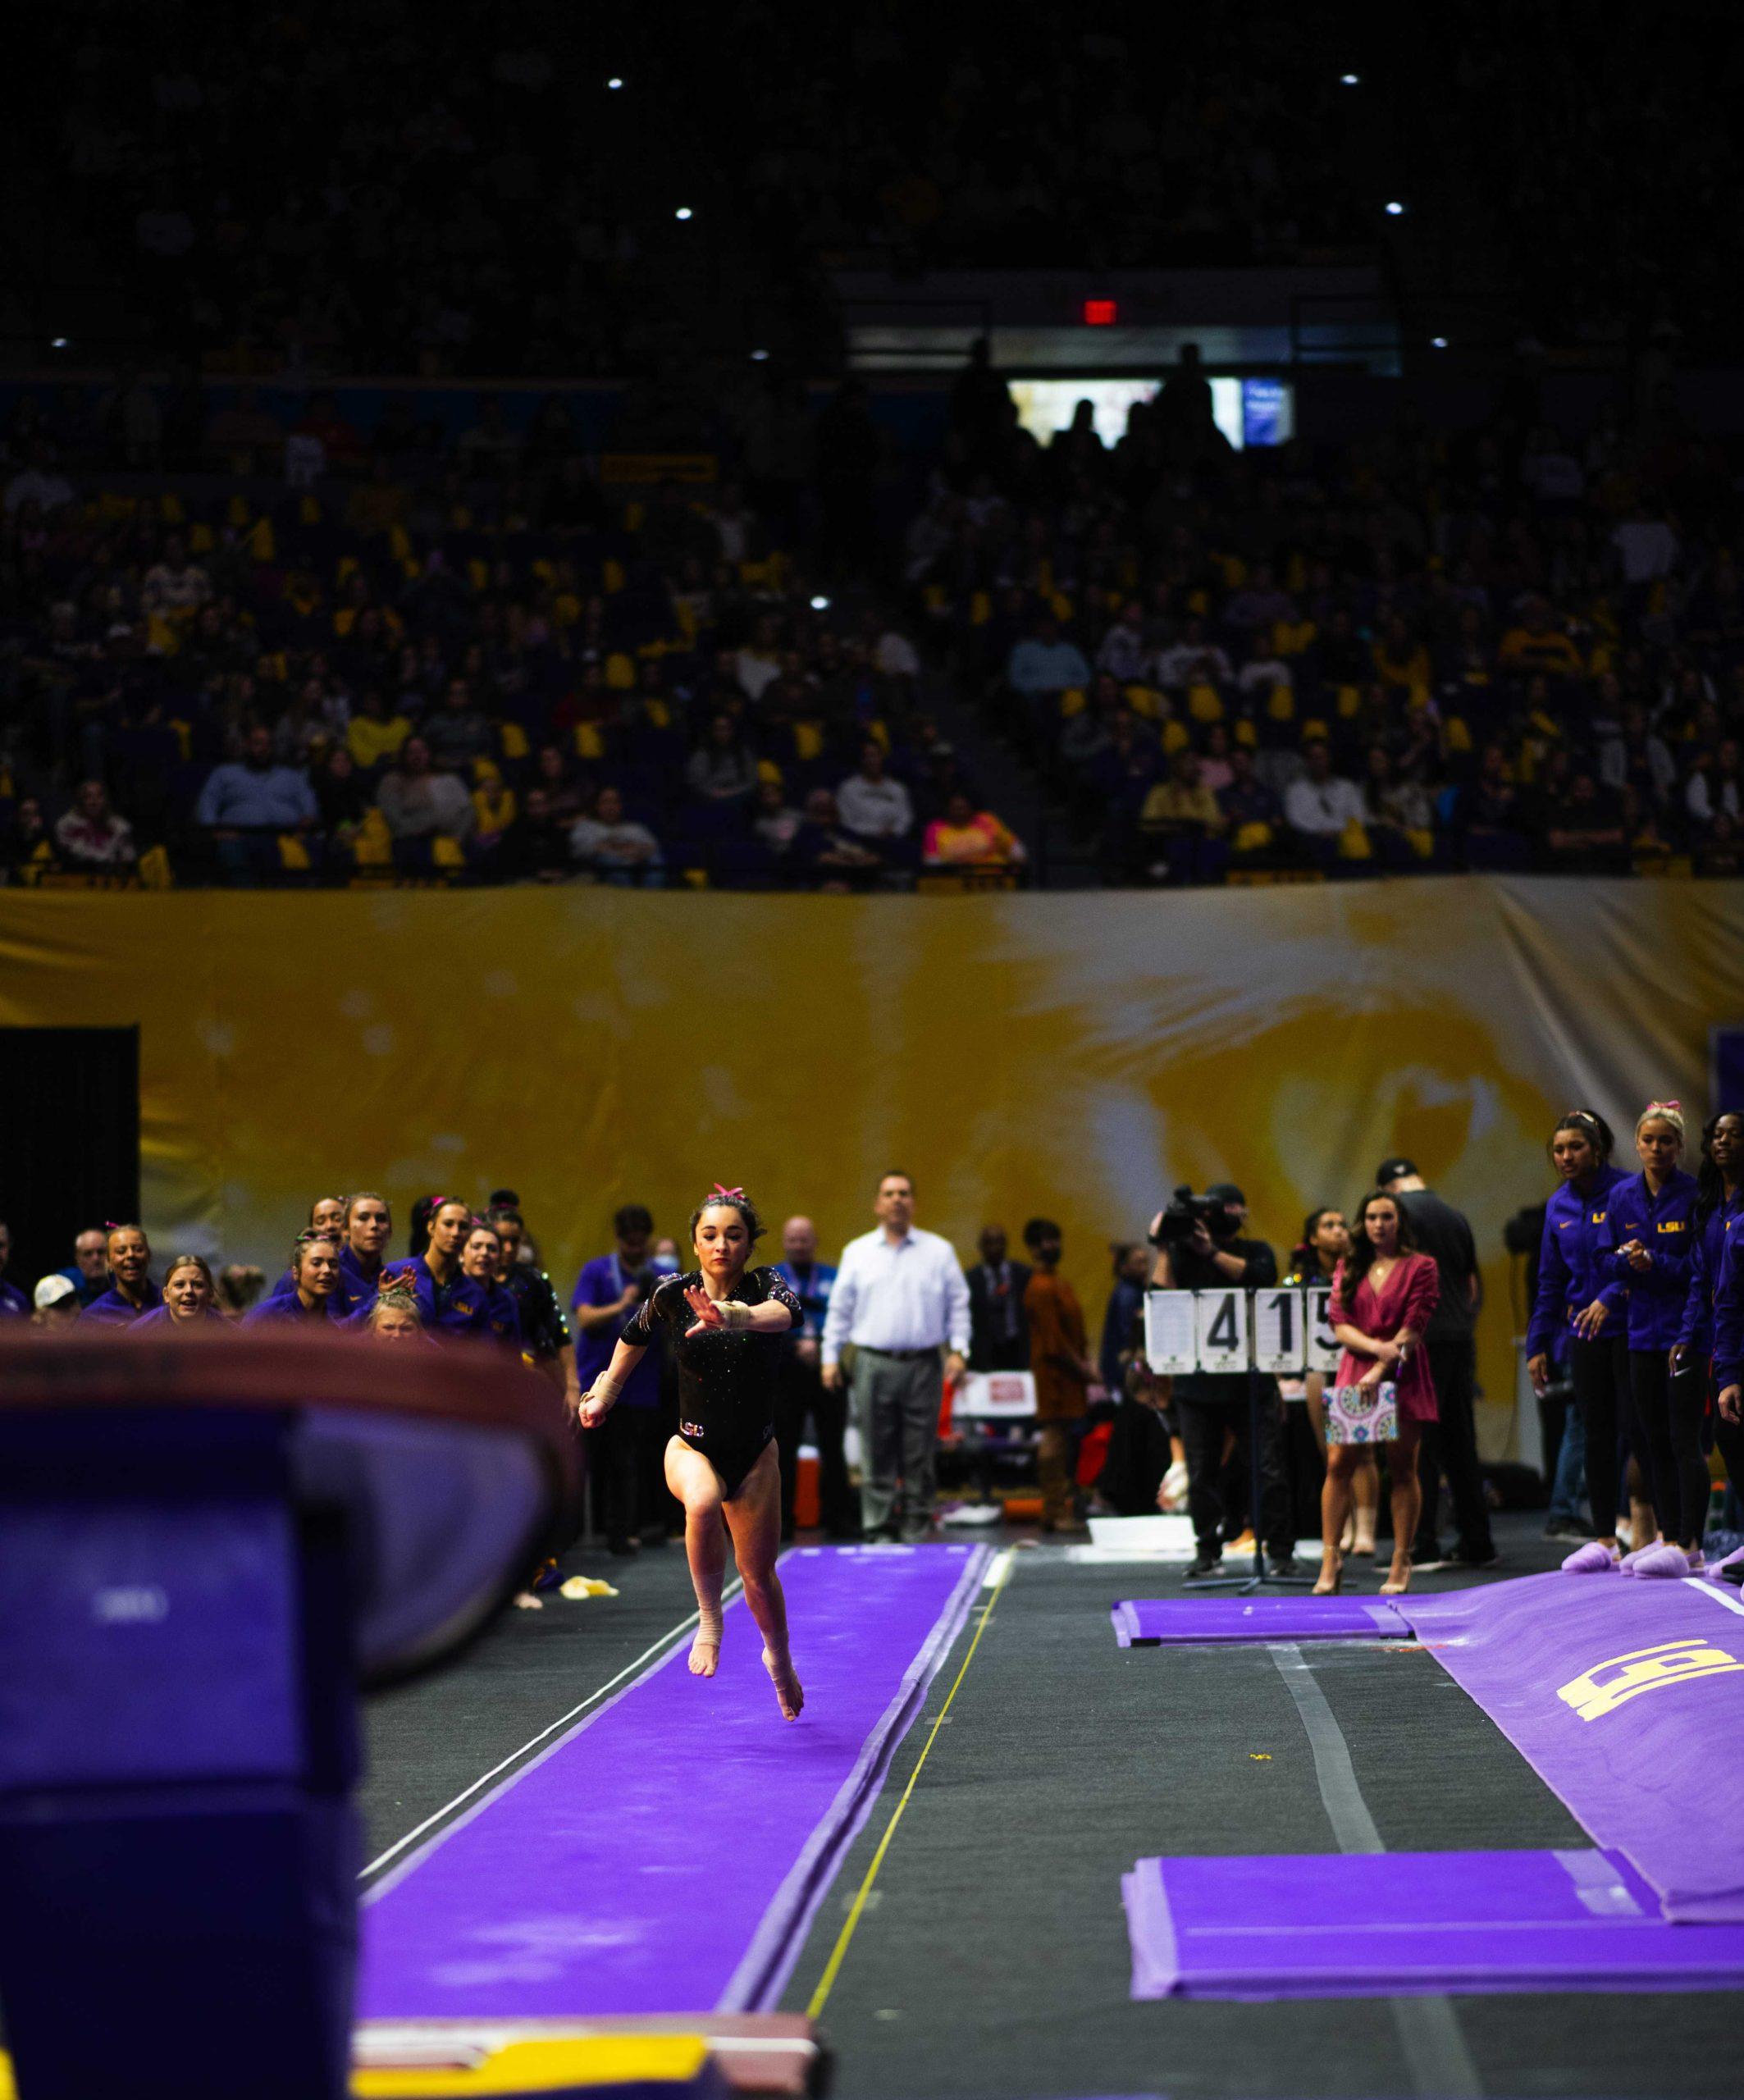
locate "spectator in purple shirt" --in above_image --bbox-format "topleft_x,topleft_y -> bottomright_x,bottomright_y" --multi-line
573,1203 -> 668,1553
80,1224 -> 165,1325
0,1219 -> 29,1318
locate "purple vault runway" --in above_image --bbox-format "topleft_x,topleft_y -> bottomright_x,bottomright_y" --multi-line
1122,1847 -> 1744,2000
359,1543 -> 988,2020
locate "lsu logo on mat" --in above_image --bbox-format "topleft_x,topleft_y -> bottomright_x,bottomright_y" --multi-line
1557,1638 -> 1744,1722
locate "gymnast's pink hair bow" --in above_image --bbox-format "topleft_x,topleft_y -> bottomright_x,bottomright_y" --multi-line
1646,1099 -> 1682,1113
711,1182 -> 746,1199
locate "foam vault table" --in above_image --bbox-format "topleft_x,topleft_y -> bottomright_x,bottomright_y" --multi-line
1112,1569 -> 1744,1998
360,1543 -> 989,2024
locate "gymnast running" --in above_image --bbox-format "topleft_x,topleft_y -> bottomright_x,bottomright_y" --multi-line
579,1185 -> 806,1720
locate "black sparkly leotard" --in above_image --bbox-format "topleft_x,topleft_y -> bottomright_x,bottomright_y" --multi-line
623,1266 -> 801,1498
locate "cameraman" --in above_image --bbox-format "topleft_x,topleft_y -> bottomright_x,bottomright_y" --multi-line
1151,1182 -> 1302,1580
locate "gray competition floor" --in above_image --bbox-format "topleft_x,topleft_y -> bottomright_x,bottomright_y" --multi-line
359,1516 -> 1744,2099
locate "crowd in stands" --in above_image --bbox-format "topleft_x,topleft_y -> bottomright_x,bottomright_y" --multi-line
33,4 -> 1391,389
1,386 -> 1034,888
907,351 -> 1744,883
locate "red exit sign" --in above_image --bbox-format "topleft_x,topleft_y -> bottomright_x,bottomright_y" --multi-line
1082,299 -> 1118,326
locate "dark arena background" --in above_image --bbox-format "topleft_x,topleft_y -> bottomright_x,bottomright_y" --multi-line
2,5 -> 1743,2098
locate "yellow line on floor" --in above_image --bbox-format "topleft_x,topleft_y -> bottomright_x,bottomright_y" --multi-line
803,1547 -> 1016,2020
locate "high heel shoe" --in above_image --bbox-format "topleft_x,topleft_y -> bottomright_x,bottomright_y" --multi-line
1380,1554 -> 1413,1596
1313,1557 -> 1343,1596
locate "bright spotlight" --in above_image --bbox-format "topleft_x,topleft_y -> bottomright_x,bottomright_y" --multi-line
1431,336 -> 1449,349
1341,72 -> 1359,84
606,77 -> 623,90
750,349 -> 769,362
810,595 -> 830,611
674,207 -> 693,221
1385,200 -> 1405,216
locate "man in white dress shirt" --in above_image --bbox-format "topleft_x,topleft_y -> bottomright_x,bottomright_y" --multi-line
823,1171 -> 971,1540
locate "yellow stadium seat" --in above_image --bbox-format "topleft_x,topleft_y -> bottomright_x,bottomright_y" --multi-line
468,559 -> 490,592
644,699 -> 671,730
1058,687 -> 1086,719
299,494 -> 322,525
499,721 -> 530,761
924,582 -> 947,612
145,613 -> 180,656
531,558 -> 555,584
1187,587 -> 1210,617
1338,819 -> 1373,861
352,811 -> 393,867
757,758 -> 784,786
575,723 -> 605,760
1407,827 -> 1435,861
249,518 -> 276,562
277,834 -> 312,873
1187,683 -> 1223,724
1267,683 -> 1294,722
970,591 -> 991,627
431,836 -> 467,870
1336,683 -> 1361,717
1234,719 -> 1258,747
389,524 -> 413,564
336,555 -> 358,587
188,522 -> 216,554
1162,719 -> 1191,754
1445,715 -> 1472,754
1233,820 -> 1274,854
228,495 -> 252,528
623,501 -> 645,532
159,493 -> 185,524
605,652 -> 637,690
1301,717 -> 1329,744
603,559 -> 625,594
137,844 -> 173,889
1050,592 -> 1072,622
554,592 -> 581,627
793,721 -> 824,762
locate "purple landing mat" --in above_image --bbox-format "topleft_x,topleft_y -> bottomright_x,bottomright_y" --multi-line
1110,1596 -> 1410,1646
358,1542 -> 988,2020
1395,1573 -> 1744,1924
1122,1847 -> 1744,2000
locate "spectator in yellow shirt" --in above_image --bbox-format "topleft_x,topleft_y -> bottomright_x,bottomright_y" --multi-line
1498,598 -> 1584,680
921,791 -> 1025,868
1140,749 -> 1228,883
346,687 -> 413,772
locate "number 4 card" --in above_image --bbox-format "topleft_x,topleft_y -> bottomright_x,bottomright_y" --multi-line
1194,1288 -> 1247,1373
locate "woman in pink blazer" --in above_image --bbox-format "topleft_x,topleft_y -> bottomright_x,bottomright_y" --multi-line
1317,1190 -> 1441,1596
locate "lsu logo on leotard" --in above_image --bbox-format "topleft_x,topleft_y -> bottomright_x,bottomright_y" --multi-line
1557,1638 -> 1744,1722
1657,1219 -> 1687,1233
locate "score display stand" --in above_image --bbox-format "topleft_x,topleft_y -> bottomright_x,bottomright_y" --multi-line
1143,1285 -> 1340,1592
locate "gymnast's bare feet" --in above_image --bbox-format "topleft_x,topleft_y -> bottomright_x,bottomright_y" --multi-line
690,1605 -> 722,1677
763,1645 -> 804,1720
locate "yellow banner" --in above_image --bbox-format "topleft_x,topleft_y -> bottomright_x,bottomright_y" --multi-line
2,879 -> 1739,1453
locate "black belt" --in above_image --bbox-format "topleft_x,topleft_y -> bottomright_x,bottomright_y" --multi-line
858,1344 -> 939,1361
